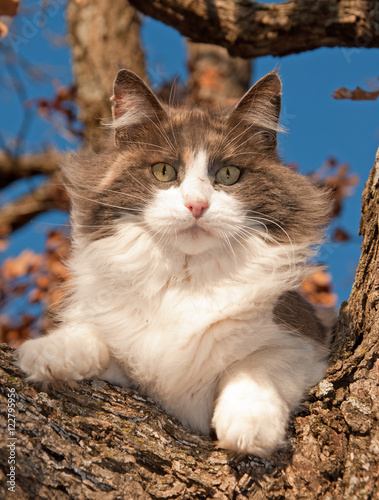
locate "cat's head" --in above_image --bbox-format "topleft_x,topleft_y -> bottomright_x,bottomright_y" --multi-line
65,70 -> 331,258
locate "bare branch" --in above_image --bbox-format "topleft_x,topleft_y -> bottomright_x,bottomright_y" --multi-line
0,150 -> 62,189
128,0 -> 379,58
0,177 -> 68,237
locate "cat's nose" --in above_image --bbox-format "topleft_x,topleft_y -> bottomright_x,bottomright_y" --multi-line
184,199 -> 209,218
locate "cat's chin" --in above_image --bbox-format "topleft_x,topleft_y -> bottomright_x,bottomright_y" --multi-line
173,228 -> 220,255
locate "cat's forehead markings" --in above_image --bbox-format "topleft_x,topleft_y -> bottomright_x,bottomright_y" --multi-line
185,149 -> 209,180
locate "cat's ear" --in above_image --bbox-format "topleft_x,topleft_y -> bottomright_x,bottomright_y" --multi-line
111,69 -> 166,144
228,72 -> 283,148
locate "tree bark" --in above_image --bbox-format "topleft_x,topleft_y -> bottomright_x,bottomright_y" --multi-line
67,0 -> 146,147
186,42 -> 252,106
128,0 -> 379,58
0,177 -> 68,238
1,149 -> 378,499
0,151 -> 61,189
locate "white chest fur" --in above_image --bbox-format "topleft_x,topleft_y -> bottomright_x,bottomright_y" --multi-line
68,224 -> 306,431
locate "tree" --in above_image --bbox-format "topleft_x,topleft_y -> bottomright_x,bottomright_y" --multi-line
0,0 -> 378,497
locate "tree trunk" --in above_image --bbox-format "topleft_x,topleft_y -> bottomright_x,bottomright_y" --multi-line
186,42 -> 252,106
1,150 -> 378,499
67,0 -> 146,147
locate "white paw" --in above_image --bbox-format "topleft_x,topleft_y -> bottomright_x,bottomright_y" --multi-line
212,381 -> 289,457
17,328 -> 110,383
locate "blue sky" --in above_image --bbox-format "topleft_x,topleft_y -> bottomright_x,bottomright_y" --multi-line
1,2 -> 378,304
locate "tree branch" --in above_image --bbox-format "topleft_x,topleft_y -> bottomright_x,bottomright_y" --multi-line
129,0 -> 379,58
0,151 -> 62,189
0,178 -> 68,237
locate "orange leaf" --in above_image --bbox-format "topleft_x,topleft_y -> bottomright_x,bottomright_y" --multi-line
2,250 -> 42,280
0,0 -> 18,16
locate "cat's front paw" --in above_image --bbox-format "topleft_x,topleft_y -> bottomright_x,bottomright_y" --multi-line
212,391 -> 288,457
17,328 -> 110,383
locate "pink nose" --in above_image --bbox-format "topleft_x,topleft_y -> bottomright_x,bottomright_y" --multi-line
184,199 -> 209,218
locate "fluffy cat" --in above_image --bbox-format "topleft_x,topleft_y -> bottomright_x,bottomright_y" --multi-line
18,69 -> 336,457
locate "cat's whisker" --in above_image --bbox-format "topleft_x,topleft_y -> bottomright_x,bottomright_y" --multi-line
216,228 -> 238,267
246,217 -> 294,251
218,220 -> 296,274
145,112 -> 176,153
229,151 -> 261,158
153,225 -> 171,249
216,223 -> 264,261
244,218 -> 296,256
219,115 -> 248,148
227,231 -> 254,260
224,232 -> 238,266
68,189 -> 145,213
68,178 -> 154,205
167,81 -> 179,147
117,144 -> 169,155
227,129 -> 263,153
140,220 -> 173,251
125,171 -> 156,197
116,140 -> 168,152
245,210 -> 287,227
222,122 -> 261,151
113,106 -> 176,154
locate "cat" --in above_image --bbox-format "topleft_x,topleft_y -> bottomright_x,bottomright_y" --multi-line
18,69 -> 336,457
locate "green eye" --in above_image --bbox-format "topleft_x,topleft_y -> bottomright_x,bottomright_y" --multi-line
152,162 -> 177,182
215,166 -> 241,186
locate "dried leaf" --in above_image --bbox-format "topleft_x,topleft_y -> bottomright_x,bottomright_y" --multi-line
0,20 -> 8,38
2,250 -> 42,280
333,86 -> 379,101
0,239 -> 9,252
0,0 -> 18,16
333,227 -> 350,242
36,275 -> 50,290
301,271 -> 337,307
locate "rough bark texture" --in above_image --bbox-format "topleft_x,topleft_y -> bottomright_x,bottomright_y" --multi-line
0,150 -> 378,499
128,0 -> 379,58
67,0 -> 146,146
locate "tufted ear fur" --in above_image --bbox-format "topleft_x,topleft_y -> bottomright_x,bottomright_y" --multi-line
110,69 -> 166,145
228,72 -> 283,148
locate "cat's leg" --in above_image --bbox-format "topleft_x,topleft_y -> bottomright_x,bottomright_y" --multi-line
212,341 -> 327,457
17,324 -> 111,383
98,356 -> 132,387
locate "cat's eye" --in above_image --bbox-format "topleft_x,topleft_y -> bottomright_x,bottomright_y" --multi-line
215,166 -> 241,186
152,163 -> 177,182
